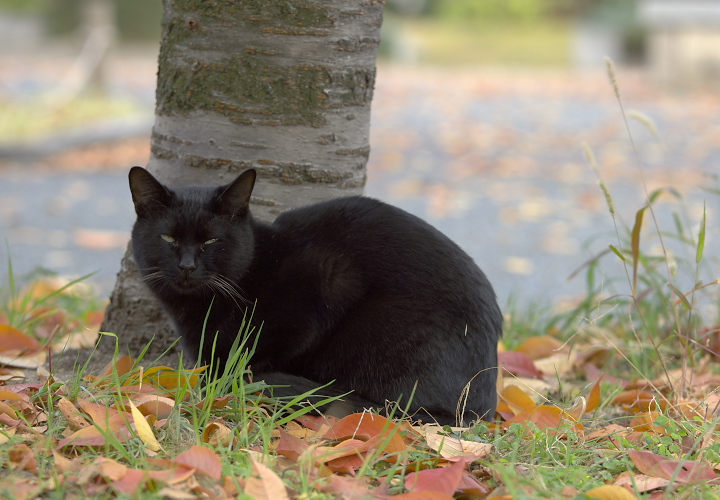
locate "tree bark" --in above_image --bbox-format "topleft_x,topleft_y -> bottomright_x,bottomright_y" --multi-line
98,0 -> 384,362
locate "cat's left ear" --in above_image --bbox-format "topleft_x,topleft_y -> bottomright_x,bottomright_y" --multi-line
216,169 -> 256,217
129,166 -> 171,216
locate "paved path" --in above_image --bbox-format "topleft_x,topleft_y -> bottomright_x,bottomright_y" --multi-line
1,64 -> 718,312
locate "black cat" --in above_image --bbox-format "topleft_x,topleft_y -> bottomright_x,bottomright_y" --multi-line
129,166 -> 502,425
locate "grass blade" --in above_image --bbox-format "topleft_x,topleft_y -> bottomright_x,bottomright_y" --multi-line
696,202 -> 706,264
608,244 -> 626,262
667,283 -> 692,311
631,206 -> 647,295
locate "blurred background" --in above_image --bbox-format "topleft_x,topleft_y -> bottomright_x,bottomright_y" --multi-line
0,0 -> 718,314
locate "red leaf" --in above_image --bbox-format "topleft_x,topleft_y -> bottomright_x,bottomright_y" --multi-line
275,429 -> 309,462
404,458 -> 467,495
628,450 -> 720,484
498,351 -> 543,378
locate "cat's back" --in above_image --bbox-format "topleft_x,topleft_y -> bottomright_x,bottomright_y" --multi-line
272,196 -> 491,296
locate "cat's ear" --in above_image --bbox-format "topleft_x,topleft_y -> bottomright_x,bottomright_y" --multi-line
215,169 -> 256,217
129,166 -> 171,215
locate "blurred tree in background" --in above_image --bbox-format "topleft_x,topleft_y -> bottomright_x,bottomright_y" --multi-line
0,0 -> 162,40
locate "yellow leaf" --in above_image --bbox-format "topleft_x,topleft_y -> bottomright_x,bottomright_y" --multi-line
128,399 -> 162,452
584,484 -> 638,500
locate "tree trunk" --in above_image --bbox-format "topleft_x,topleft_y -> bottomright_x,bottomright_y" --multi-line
98,0 -> 384,362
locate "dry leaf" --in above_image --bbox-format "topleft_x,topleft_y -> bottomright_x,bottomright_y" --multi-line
515,335 -> 565,360
404,458 -> 467,495
244,459 -> 290,500
172,445 -> 222,481
129,399 -> 162,452
424,429 -> 492,459
583,484 -> 638,499
0,324 -> 42,353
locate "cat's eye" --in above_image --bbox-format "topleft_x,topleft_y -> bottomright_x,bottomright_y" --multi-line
160,234 -> 176,243
204,238 -> 218,246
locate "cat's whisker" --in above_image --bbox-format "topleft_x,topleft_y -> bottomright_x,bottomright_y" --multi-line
208,274 -> 251,309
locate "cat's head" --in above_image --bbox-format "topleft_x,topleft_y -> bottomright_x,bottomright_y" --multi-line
128,167 -> 257,299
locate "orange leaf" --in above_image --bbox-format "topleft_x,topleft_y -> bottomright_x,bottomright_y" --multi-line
515,335 -> 564,360
324,413 -> 407,458
405,458 -> 467,495
172,445 -> 222,481
583,484 -> 638,499
613,390 -> 667,412
56,422 -> 132,448
587,375 -> 604,413
499,385 -> 536,415
0,324 -> 41,353
502,405 -> 584,434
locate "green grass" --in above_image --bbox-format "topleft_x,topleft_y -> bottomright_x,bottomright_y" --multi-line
381,15 -> 572,66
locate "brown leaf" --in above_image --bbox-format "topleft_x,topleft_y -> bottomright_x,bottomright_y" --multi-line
8,443 -> 38,475
0,324 -> 42,354
172,445 -> 222,481
244,459 -> 290,500
57,397 -> 90,431
202,420 -> 236,448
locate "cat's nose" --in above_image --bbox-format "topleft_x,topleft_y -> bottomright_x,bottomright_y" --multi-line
178,254 -> 197,276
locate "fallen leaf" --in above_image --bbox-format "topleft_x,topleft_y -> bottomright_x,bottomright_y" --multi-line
0,324 -> 42,354
274,428 -> 309,462
404,458 -> 467,495
424,429 -> 492,459
172,445 -> 222,481
499,384 -> 536,415
584,484 -> 638,499
628,450 -> 719,484
323,413 -> 407,460
244,459 -> 290,500
8,443 -> 38,475
614,472 -> 670,492
128,399 -> 162,452
57,397 -> 90,430
498,351 -> 543,378
515,335 -> 565,360
202,420 -> 235,447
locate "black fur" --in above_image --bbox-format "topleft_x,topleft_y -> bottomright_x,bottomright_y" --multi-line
129,166 -> 502,425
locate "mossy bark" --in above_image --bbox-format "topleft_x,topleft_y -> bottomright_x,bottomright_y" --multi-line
99,0 -> 384,362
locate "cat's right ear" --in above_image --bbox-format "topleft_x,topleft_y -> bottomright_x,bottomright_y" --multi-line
129,166 -> 171,216
216,169 -> 256,217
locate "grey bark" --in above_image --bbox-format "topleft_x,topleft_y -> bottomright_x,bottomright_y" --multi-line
97,0 -> 384,363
